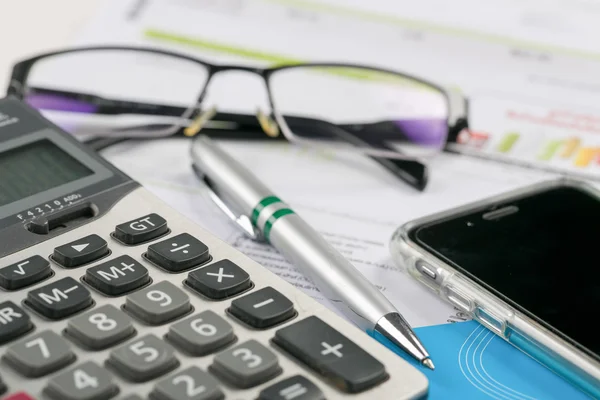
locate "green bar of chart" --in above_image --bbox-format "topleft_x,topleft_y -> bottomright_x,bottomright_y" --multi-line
496,132 -> 520,153
537,139 -> 563,161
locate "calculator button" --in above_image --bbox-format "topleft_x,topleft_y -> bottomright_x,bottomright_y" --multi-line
107,334 -> 179,382
210,339 -> 281,388
114,213 -> 169,245
2,393 -> 36,400
272,316 -> 388,393
85,255 -> 150,296
53,234 -> 109,268
146,233 -> 210,272
151,366 -> 224,400
167,311 -> 236,356
228,286 -> 295,329
0,301 -> 33,345
0,255 -> 52,290
125,281 -> 191,325
27,277 -> 93,319
44,361 -> 119,400
66,305 -> 135,350
186,259 -> 251,299
4,330 -> 75,378
258,375 -> 325,400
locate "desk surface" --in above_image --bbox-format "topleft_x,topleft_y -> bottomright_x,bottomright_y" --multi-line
0,0 -> 102,92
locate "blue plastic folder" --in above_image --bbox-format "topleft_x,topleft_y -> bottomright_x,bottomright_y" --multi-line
392,321 -> 591,399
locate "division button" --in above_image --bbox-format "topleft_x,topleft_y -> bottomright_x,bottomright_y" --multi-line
114,213 -> 169,245
26,277 -> 93,319
167,310 -> 236,356
186,259 -> 251,299
258,375 -> 325,400
272,316 -> 388,393
53,234 -> 109,268
210,339 -> 281,388
151,366 -> 224,400
66,304 -> 135,350
0,255 -> 52,290
0,301 -> 33,345
107,334 -> 179,382
228,286 -> 295,329
146,233 -> 210,272
4,330 -> 76,378
125,281 -> 191,325
85,255 -> 150,296
44,361 -> 119,400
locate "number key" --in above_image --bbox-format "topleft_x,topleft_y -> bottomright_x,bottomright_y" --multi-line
3,330 -> 75,377
107,334 -> 179,382
44,361 -> 119,400
66,304 -> 135,350
151,366 -> 224,400
125,281 -> 191,325
167,310 -> 236,356
210,339 -> 281,388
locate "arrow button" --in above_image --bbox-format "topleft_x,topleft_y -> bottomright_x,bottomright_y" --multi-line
53,234 -> 109,268
71,243 -> 90,253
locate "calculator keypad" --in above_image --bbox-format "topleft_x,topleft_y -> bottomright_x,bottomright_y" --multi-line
66,305 -> 135,350
26,277 -> 93,320
151,366 -> 224,400
113,213 -> 169,245
107,334 -> 179,382
53,234 -> 109,268
44,360 -> 119,400
4,330 -> 75,378
125,281 -> 191,325
0,212 -> 403,400
186,259 -> 252,299
146,233 -> 210,272
0,301 -> 33,345
229,287 -> 295,329
0,255 -> 52,290
210,339 -> 282,388
85,255 -> 150,296
167,311 -> 236,356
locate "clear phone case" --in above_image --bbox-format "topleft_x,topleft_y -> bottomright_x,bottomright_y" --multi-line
390,178 -> 600,397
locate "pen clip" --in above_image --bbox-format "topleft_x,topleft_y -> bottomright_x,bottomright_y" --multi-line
192,163 -> 265,242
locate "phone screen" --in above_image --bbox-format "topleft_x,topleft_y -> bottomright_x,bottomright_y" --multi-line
411,185 -> 600,360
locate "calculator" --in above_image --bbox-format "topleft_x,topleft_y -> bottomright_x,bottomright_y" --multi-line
0,98 -> 428,400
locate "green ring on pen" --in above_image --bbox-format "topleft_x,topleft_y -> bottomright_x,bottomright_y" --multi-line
263,208 -> 295,242
250,195 -> 282,227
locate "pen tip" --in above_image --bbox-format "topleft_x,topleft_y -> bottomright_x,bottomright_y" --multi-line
422,358 -> 435,370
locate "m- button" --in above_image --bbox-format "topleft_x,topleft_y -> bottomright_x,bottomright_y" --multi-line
114,213 -> 169,245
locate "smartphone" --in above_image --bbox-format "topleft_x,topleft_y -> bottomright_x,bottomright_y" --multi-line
390,179 -> 600,397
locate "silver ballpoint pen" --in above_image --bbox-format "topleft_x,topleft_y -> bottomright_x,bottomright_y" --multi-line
190,135 -> 435,370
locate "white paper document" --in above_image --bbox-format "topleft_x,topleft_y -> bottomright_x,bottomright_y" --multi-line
61,0 -> 595,327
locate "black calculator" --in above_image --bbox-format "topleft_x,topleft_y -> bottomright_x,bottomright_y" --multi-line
0,98 -> 428,399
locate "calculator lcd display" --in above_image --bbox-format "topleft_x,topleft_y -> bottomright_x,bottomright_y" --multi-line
0,139 -> 93,207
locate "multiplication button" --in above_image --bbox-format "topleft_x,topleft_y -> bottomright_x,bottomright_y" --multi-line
146,233 -> 210,272
186,259 -> 251,299
85,255 -> 150,296
114,213 -> 169,245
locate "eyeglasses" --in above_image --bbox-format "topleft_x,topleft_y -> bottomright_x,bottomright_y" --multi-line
7,46 -> 469,190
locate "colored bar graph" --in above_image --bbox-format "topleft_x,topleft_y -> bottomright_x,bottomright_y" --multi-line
496,132 -> 520,153
560,137 -> 580,158
574,147 -> 599,167
537,139 -> 563,161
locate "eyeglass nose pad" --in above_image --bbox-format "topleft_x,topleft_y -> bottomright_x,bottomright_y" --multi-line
256,108 -> 280,138
184,105 -> 218,137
